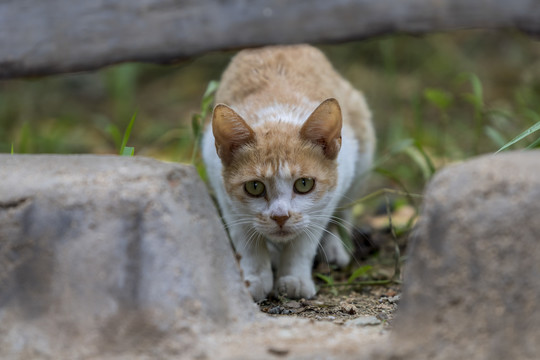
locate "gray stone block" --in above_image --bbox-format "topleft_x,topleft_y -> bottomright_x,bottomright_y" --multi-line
0,154 -> 256,358
390,151 -> 540,360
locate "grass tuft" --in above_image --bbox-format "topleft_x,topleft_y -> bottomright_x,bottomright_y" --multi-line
120,111 -> 137,156
496,119 -> 540,153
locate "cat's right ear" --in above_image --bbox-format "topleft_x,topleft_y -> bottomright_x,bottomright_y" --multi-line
300,98 -> 343,160
212,104 -> 255,165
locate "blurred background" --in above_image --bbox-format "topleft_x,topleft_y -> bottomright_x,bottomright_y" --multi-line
1,30 -> 539,198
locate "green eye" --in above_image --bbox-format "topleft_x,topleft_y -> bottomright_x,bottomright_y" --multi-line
294,178 -> 315,194
244,180 -> 266,197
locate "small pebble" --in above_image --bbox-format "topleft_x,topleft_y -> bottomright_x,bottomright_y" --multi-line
267,306 -> 293,315
379,294 -> 401,304
340,301 -> 358,315
284,300 -> 301,309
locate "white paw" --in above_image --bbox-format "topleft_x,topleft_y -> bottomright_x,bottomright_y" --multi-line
318,234 -> 350,268
275,275 -> 316,299
245,275 -> 273,302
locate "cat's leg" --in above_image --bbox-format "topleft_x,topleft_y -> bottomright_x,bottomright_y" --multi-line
229,225 -> 273,302
317,215 -> 351,268
274,233 -> 319,299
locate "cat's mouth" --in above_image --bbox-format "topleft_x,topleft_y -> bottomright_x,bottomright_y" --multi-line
266,228 -> 297,242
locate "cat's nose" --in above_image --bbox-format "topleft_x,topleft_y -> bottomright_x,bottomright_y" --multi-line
271,214 -> 290,228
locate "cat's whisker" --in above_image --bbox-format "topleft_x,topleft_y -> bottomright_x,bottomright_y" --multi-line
311,212 -> 363,235
310,214 -> 353,229
223,216 -> 254,227
224,222 -> 251,231
303,227 -> 330,266
241,226 -> 261,252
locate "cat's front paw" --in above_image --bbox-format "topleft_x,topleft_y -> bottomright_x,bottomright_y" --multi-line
318,234 -> 350,268
245,275 -> 273,302
275,275 -> 316,299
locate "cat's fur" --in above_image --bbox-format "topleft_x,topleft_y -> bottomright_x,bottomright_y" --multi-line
202,45 -> 375,301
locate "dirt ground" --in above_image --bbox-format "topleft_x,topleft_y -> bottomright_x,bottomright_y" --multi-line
256,206 -> 410,330
258,284 -> 401,326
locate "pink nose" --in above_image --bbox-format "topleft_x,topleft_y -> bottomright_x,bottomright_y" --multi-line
271,214 -> 290,228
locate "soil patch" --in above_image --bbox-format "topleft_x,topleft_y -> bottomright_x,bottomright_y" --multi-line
257,217 -> 408,327
258,285 -> 401,326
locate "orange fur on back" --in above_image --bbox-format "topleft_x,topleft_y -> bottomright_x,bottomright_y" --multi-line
215,45 -> 374,150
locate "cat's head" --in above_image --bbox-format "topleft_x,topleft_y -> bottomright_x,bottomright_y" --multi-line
212,98 -> 342,243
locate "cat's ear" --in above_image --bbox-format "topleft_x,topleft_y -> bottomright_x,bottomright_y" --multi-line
300,98 -> 343,160
212,104 -> 255,165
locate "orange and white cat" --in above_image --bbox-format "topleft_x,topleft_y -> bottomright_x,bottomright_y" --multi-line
202,45 -> 375,301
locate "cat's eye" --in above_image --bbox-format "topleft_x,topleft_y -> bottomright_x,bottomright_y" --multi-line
294,178 -> 315,194
244,180 -> 266,197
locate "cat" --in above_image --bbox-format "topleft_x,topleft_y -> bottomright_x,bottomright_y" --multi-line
202,44 -> 375,301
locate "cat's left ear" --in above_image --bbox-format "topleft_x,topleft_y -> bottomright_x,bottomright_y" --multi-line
300,98 -> 343,160
212,104 -> 255,165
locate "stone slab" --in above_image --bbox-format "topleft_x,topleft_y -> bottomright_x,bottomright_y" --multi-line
0,154 -> 256,358
389,151 -> 540,360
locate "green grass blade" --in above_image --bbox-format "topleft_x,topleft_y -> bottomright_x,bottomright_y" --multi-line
315,273 -> 334,286
11,143 -> 14,154
347,265 -> 373,284
424,88 -> 453,111
120,111 -> 137,155
496,120 -> 540,153
468,73 -> 484,107
191,81 -> 219,165
121,146 -> 135,156
372,138 -> 414,169
404,147 -> 432,181
459,72 -> 484,108
414,141 -> 436,177
200,80 -> 220,120
202,80 -> 220,100
484,125 -> 507,148
526,136 -> 540,149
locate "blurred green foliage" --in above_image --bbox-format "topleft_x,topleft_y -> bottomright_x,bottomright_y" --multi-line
1,30 -> 539,197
